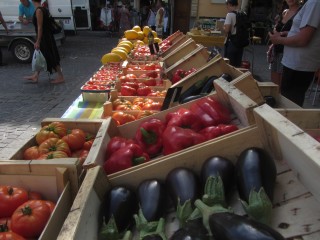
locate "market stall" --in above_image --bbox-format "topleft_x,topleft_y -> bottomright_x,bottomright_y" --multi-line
2,25 -> 320,240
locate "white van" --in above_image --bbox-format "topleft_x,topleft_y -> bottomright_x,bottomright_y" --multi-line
0,0 -> 77,32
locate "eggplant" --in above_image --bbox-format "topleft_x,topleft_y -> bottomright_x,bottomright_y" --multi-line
201,156 -> 235,200
264,96 -> 276,108
209,212 -> 285,240
200,75 -> 218,94
103,186 -> 138,233
170,218 -> 209,240
137,179 -> 166,222
220,73 -> 233,82
236,147 -> 277,224
179,94 -> 207,104
166,167 -> 200,226
178,76 -> 209,103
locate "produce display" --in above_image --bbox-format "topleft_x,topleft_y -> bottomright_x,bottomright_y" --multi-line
103,96 -> 238,174
22,121 -> 95,163
0,185 -> 56,239
98,147 -> 285,240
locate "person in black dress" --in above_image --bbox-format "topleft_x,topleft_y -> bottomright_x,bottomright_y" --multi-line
25,0 -> 64,84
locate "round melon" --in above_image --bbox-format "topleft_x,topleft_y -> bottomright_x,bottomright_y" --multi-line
137,31 -> 145,40
101,53 -> 122,64
132,25 -> 141,32
111,49 -> 127,60
125,30 -> 139,40
119,40 -> 134,49
113,46 -> 129,54
117,43 -> 132,53
154,37 -> 162,43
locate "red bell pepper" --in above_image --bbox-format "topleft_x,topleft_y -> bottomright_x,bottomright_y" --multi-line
185,67 -> 197,76
171,69 -> 186,84
134,118 -> 165,157
199,124 -> 238,141
104,143 -> 150,174
189,96 -> 232,127
105,136 -> 136,159
162,126 -> 206,155
165,108 -> 203,131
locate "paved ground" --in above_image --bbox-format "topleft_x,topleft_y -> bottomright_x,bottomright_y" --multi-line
0,31 -> 319,159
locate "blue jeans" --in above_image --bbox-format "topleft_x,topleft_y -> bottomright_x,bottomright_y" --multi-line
224,39 -> 244,67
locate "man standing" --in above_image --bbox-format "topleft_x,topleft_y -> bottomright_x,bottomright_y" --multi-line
0,10 -> 9,66
19,0 -> 35,25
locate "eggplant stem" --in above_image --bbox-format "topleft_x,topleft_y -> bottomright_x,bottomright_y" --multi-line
202,176 -> 226,207
121,231 -> 133,240
176,198 -> 194,227
241,187 -> 273,225
99,215 -> 121,240
194,199 -> 231,236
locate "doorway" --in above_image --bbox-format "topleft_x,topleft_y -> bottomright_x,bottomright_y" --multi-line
172,0 -> 191,33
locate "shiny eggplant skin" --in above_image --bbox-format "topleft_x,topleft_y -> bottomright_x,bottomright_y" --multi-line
209,212 -> 285,240
178,77 -> 209,104
170,218 -> 210,240
137,179 -> 166,222
166,167 -> 200,207
201,156 -> 235,197
179,94 -> 207,104
103,186 -> 138,232
236,147 -> 277,202
220,73 -> 233,82
200,76 -> 218,94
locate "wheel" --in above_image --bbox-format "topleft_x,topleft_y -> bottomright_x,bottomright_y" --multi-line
11,40 -> 34,63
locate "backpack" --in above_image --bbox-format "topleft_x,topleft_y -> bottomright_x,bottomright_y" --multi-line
229,11 -> 251,48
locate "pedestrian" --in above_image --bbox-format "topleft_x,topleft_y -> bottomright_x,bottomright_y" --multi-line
118,2 -> 131,36
267,0 -> 301,87
0,10 -> 9,66
147,3 -> 156,31
24,0 -> 64,84
223,0 -> 244,67
155,0 -> 164,38
269,0 -> 320,107
19,0 -> 35,25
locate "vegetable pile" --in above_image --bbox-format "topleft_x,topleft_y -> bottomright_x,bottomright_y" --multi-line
104,96 -> 238,175
0,186 -> 56,239
22,121 -> 95,163
99,147 -> 284,240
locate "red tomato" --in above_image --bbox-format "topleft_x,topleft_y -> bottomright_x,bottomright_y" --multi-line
71,149 -> 89,164
44,201 -> 56,214
0,232 -> 26,240
62,129 -> 86,151
144,78 -> 157,86
23,146 -> 40,160
137,86 -> 152,96
136,110 -> 155,119
144,63 -> 156,70
112,112 -> 136,125
83,138 -> 94,151
38,138 -> 71,157
0,186 -> 29,218
121,85 -> 137,96
35,122 -> 67,145
11,200 -> 51,238
122,82 -> 139,90
142,102 -> 162,111
125,73 -> 137,80
37,151 -> 69,160
28,191 -> 43,200
0,218 -> 11,231
112,99 -> 132,109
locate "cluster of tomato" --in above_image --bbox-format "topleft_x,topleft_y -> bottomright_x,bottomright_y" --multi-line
111,97 -> 163,125
22,122 -> 95,164
119,73 -> 166,97
0,186 -> 56,239
126,62 -> 161,71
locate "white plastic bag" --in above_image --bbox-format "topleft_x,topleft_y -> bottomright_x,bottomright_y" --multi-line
32,50 -> 47,72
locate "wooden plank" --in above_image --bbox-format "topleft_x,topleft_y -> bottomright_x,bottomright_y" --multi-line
161,35 -> 190,57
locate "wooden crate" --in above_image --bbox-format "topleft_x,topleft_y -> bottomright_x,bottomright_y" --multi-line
8,118 -> 109,171
121,61 -> 164,77
230,72 -> 300,108
161,38 -> 198,68
160,34 -> 190,58
164,45 -> 210,80
83,79 -> 258,170
0,159 -> 79,240
57,121 -> 320,239
162,57 -> 243,110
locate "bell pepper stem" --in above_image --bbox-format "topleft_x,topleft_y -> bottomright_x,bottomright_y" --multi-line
194,199 -> 231,236
240,187 -> 273,225
140,127 -> 157,145
133,156 -> 147,166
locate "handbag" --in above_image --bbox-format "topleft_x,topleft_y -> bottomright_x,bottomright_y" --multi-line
32,50 -> 47,72
49,15 -> 62,34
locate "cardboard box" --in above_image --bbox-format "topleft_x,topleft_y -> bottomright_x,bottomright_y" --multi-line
164,45 -> 210,80
58,116 -> 320,239
162,57 -> 243,109
83,79 -> 258,170
9,118 -> 109,172
0,159 -> 79,240
161,38 -> 198,68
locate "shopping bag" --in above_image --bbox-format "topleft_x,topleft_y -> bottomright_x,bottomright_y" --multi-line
32,50 -> 47,72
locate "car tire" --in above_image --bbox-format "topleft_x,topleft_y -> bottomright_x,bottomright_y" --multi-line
11,40 -> 34,63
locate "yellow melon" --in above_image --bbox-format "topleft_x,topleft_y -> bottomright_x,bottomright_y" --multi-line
111,49 -> 128,60
143,37 -> 149,44
119,40 -> 134,49
137,31 -> 145,40
132,25 -> 141,32
125,30 -> 139,40
134,40 -> 145,47
154,37 -> 162,43
113,46 -> 129,54
143,26 -> 151,36
117,43 -> 131,53
152,31 -> 157,38
101,53 -> 122,64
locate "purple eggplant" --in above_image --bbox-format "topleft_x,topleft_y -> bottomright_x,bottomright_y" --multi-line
170,218 -> 209,240
209,212 -> 285,240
